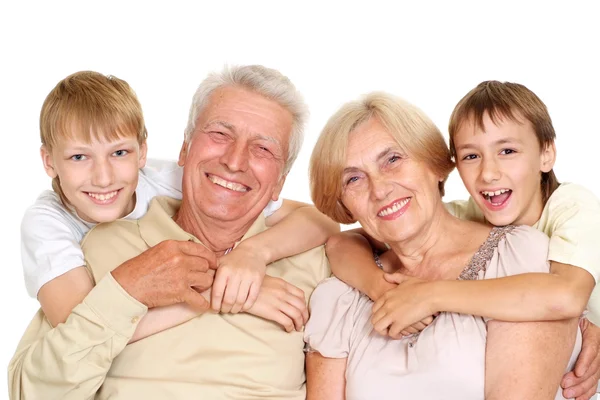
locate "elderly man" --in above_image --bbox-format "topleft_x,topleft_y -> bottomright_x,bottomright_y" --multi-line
9,65 -> 331,399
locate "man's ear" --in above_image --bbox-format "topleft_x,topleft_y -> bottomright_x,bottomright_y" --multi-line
138,142 -> 148,169
540,141 -> 557,173
40,146 -> 58,178
271,173 -> 287,202
178,140 -> 189,167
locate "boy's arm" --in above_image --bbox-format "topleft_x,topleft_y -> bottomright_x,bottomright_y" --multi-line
326,230 -> 396,300
211,199 -> 340,313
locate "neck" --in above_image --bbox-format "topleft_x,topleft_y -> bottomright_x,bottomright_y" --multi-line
174,200 -> 256,257
387,204 -> 463,275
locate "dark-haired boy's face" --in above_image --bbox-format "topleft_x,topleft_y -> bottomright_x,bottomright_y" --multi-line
41,132 -> 147,223
453,112 -> 555,227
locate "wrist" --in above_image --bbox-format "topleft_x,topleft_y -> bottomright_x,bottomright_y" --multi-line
237,239 -> 272,265
111,266 -> 148,306
367,272 -> 396,301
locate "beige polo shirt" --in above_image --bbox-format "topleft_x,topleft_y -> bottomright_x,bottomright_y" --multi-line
9,196 -> 330,400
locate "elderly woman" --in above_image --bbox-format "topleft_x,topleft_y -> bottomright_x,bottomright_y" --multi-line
305,92 -> 581,400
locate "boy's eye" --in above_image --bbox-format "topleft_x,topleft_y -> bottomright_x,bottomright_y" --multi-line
461,154 -> 478,161
500,149 -> 516,155
70,154 -> 87,161
112,149 -> 129,157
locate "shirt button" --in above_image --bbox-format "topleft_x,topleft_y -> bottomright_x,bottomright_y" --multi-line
131,316 -> 140,324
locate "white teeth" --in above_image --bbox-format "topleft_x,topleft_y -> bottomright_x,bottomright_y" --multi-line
481,189 -> 510,197
208,175 -> 248,192
378,198 -> 410,217
87,191 -> 118,201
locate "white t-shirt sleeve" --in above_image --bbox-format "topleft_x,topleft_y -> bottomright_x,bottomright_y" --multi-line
139,159 -> 184,199
21,192 -> 90,298
263,197 -> 283,218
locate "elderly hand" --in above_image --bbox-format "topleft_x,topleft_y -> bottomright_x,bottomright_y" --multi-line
561,319 -> 600,400
246,275 -> 308,332
212,243 -> 267,314
371,271 -> 437,339
112,240 -> 217,311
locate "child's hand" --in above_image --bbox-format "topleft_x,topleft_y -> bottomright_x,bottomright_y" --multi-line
245,275 -> 308,332
371,272 -> 437,338
211,243 -> 267,314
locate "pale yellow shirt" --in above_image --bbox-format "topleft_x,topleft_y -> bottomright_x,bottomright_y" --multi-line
446,183 -> 600,324
8,196 -> 330,400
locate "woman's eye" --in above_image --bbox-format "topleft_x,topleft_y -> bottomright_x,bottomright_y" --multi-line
500,149 -> 515,155
388,155 -> 400,164
113,149 -> 129,157
70,154 -> 86,161
346,176 -> 359,185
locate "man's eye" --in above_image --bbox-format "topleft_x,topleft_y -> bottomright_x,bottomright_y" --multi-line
113,150 -> 129,157
70,154 -> 86,161
388,155 -> 400,163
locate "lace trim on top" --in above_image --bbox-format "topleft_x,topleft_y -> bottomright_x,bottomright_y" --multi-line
458,225 -> 516,281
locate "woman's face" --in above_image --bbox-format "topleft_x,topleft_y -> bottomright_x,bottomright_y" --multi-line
340,117 -> 443,245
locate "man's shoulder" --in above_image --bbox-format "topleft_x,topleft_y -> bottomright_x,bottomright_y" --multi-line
81,219 -> 139,250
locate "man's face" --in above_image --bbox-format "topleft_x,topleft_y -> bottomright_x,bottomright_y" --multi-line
178,86 -> 292,224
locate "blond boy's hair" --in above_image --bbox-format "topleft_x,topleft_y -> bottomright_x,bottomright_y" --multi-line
40,71 -> 147,206
448,80 -> 559,203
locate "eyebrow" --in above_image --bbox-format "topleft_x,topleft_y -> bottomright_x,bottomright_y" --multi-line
456,138 -> 521,151
204,120 -> 235,131
204,120 -> 282,150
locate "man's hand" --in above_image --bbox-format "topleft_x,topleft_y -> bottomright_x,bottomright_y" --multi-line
371,272 -> 437,339
562,319 -> 600,400
211,243 -> 267,314
112,240 -> 217,312
246,276 -> 308,332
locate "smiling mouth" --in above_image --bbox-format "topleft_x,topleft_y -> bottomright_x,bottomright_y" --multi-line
481,189 -> 512,206
377,198 -> 411,217
207,174 -> 250,192
85,190 -> 120,201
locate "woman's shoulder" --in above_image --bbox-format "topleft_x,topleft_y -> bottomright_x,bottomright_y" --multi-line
484,225 -> 550,278
310,277 -> 360,306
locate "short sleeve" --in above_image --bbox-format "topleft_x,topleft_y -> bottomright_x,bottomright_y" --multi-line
21,203 -> 87,297
542,184 -> 600,283
262,198 -> 283,217
304,278 -> 360,358
139,159 -> 184,199
484,225 -> 550,281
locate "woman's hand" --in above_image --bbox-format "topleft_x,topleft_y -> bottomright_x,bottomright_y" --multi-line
371,271 -> 438,338
561,319 -> 600,400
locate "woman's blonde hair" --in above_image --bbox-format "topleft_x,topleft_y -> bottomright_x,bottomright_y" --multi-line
448,80 -> 559,203
310,92 -> 455,224
40,71 -> 147,206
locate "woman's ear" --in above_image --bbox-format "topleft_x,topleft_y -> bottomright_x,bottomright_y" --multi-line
40,146 -> 58,178
540,141 -> 557,173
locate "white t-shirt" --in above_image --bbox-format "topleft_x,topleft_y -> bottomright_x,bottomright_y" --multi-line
21,159 -> 283,298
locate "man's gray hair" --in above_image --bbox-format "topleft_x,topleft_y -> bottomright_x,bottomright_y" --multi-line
184,65 -> 308,175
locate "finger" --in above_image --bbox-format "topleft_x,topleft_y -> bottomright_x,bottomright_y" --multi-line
574,340 -> 599,378
183,288 -> 210,312
575,385 -> 597,400
404,326 -> 418,335
285,292 -> 308,325
422,316 -> 435,326
372,298 -> 385,314
211,272 -> 228,311
279,301 -> 304,331
242,282 -> 260,311
372,314 -> 392,337
411,322 -> 428,332
400,330 -> 411,337
178,241 -> 218,269
388,321 -> 404,339
563,366 -> 598,393
188,271 -> 213,291
383,272 -> 403,284
220,276 -> 241,314
231,279 -> 251,314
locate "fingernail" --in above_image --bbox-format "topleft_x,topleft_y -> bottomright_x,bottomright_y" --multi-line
563,379 -> 572,387
564,389 -> 573,398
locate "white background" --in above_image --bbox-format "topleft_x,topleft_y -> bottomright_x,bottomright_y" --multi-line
1,1 -> 599,398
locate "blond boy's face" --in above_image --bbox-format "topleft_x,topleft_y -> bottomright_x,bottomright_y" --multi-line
41,133 -> 147,223
453,112 -> 555,226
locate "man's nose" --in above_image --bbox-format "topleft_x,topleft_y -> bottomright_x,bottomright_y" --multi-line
220,141 -> 249,172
